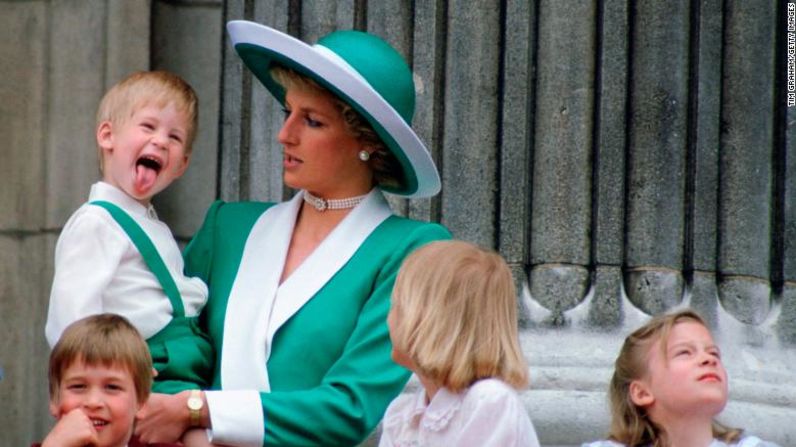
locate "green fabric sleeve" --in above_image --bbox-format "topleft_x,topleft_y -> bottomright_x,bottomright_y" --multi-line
183,200 -> 273,391
183,200 -> 225,283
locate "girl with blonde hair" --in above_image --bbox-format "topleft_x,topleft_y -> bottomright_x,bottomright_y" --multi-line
380,240 -> 540,447
584,309 -> 779,447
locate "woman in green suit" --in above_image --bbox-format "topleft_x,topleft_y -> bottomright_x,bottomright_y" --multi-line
136,20 -> 450,446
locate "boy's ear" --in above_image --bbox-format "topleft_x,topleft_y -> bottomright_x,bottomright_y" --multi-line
97,121 -> 114,151
48,399 -> 60,419
629,379 -> 654,407
174,152 -> 191,178
135,398 -> 147,417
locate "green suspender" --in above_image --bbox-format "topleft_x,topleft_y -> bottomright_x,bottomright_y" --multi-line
90,200 -> 185,318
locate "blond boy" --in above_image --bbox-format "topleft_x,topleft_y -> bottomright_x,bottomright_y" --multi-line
45,71 -> 212,394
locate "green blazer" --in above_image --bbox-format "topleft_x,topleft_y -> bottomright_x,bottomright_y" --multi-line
184,190 -> 450,446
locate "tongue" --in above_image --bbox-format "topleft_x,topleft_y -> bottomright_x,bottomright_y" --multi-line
135,164 -> 157,193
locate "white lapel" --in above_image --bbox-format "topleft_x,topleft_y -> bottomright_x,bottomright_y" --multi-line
219,189 -> 392,392
266,189 -> 392,350
219,194 -> 301,392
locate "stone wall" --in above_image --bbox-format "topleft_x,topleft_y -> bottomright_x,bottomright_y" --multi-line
1,0 -> 793,445
0,1 -> 222,445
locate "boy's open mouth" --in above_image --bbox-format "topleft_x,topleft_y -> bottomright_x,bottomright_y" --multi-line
137,155 -> 163,173
134,155 -> 163,192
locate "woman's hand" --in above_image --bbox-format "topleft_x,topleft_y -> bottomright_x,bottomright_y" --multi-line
135,391 -> 191,443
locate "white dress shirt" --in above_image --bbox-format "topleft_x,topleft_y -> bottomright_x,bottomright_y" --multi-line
379,378 -> 540,447
45,181 -> 208,346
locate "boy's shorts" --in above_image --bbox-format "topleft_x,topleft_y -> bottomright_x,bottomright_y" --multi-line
147,316 -> 214,394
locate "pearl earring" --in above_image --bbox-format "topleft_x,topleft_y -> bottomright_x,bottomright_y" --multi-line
358,150 -> 371,161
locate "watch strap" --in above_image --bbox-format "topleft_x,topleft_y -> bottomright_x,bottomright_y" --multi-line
188,389 -> 203,427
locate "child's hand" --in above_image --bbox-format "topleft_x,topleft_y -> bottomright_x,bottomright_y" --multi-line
41,408 -> 99,447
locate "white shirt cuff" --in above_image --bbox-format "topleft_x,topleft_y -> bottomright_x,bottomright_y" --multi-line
205,390 -> 264,446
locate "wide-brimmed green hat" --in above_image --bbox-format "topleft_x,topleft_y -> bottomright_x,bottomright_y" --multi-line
227,20 -> 440,198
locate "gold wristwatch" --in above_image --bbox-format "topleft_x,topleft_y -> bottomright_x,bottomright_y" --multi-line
187,389 -> 204,427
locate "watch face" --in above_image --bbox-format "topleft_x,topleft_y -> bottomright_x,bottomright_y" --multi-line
188,397 -> 203,410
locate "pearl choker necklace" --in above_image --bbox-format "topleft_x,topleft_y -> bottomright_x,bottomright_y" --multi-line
303,191 -> 368,212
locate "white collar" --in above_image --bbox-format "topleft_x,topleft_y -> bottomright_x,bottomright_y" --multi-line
89,181 -> 157,220
391,385 -> 463,433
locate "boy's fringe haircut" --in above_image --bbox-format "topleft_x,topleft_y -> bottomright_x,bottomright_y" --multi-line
49,313 -> 153,404
391,240 -> 528,392
607,309 -> 743,446
96,70 -> 199,170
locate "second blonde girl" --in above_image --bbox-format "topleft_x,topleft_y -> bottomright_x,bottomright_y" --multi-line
380,240 -> 539,447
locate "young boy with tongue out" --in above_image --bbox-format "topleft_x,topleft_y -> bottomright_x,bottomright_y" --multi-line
45,71 -> 214,398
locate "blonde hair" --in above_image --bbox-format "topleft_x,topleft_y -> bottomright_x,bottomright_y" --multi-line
270,66 -> 404,190
390,240 -> 529,393
96,70 -> 199,170
49,313 -> 153,404
607,309 -> 742,446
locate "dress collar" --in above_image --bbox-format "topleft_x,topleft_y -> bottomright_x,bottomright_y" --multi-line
399,385 -> 463,432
